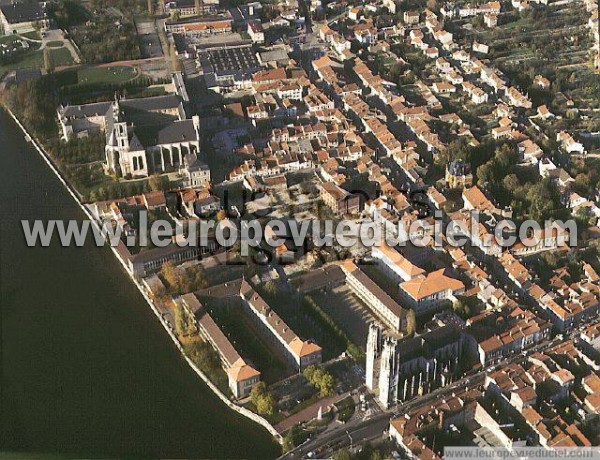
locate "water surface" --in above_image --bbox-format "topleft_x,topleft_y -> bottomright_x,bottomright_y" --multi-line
0,110 -> 280,459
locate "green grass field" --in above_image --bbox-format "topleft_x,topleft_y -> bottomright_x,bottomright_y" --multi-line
0,46 -> 75,77
50,47 -> 74,67
0,35 -> 20,45
46,40 -> 65,48
21,30 -> 41,40
0,51 -> 43,77
77,65 -> 138,84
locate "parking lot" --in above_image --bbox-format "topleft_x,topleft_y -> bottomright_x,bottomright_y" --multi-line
311,285 -> 379,348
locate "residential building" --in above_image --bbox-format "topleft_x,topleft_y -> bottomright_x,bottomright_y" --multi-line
181,294 -> 260,398
180,153 -> 210,187
164,14 -> 233,36
339,260 -> 409,333
445,159 -> 473,189
372,242 -> 425,283
319,182 -> 361,215
0,0 -> 47,35
239,281 -> 322,369
399,269 -> 465,314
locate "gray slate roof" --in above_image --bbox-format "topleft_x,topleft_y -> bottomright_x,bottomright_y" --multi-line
0,0 -> 45,24
59,101 -> 112,120
120,94 -> 181,113
156,120 -> 198,145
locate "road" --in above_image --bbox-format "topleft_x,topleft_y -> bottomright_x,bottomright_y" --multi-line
279,328 -> 577,460
279,370 -> 484,460
295,0 -> 347,52
275,391 -> 352,434
279,9 -> 591,459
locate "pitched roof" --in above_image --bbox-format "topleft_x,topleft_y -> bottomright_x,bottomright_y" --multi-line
0,0 -> 45,24
400,269 -> 464,300
227,358 -> 260,382
462,185 -> 496,212
120,94 -> 181,113
59,101 -> 113,119
143,191 -> 166,208
239,280 -> 321,359
289,337 -> 322,357
376,242 -> 425,277
339,260 -> 407,321
156,120 -> 198,145
129,132 -> 144,151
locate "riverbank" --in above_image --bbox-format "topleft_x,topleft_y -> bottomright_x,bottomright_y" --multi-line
3,105 -> 282,446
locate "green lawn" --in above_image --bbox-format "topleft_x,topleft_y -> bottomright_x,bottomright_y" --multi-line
0,35 -> 20,45
0,47 -> 75,77
46,40 -> 65,48
50,47 -> 74,67
0,50 -> 43,77
21,30 -> 41,40
77,65 -> 138,84
334,396 -> 355,422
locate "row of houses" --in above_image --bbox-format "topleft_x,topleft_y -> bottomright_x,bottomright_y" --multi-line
389,337 -> 600,458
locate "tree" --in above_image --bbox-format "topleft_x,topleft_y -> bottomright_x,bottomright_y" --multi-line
256,392 -> 276,416
174,302 -> 195,336
250,382 -> 268,406
502,174 -> 520,193
438,138 -> 472,167
187,264 -> 208,291
149,174 -> 168,191
263,280 -> 278,298
476,161 -> 495,186
250,382 -> 276,416
369,450 -> 383,460
526,179 -> 559,221
161,261 -> 188,294
283,425 -> 303,453
147,0 -> 153,14
184,341 -> 229,392
303,365 -> 318,382
453,299 -> 472,320
318,372 -> 335,397
333,448 -> 351,460
303,365 -> 336,397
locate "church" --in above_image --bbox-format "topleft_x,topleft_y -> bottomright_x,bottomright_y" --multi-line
57,94 -> 200,179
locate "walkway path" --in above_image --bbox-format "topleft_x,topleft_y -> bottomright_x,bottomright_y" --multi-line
41,29 -> 81,64
16,29 -> 81,64
15,34 -> 41,44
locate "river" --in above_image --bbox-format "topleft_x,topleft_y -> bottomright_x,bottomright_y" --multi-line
0,110 -> 280,459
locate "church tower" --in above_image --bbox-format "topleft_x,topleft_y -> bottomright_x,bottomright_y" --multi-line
366,323 -> 382,391
378,337 -> 398,409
